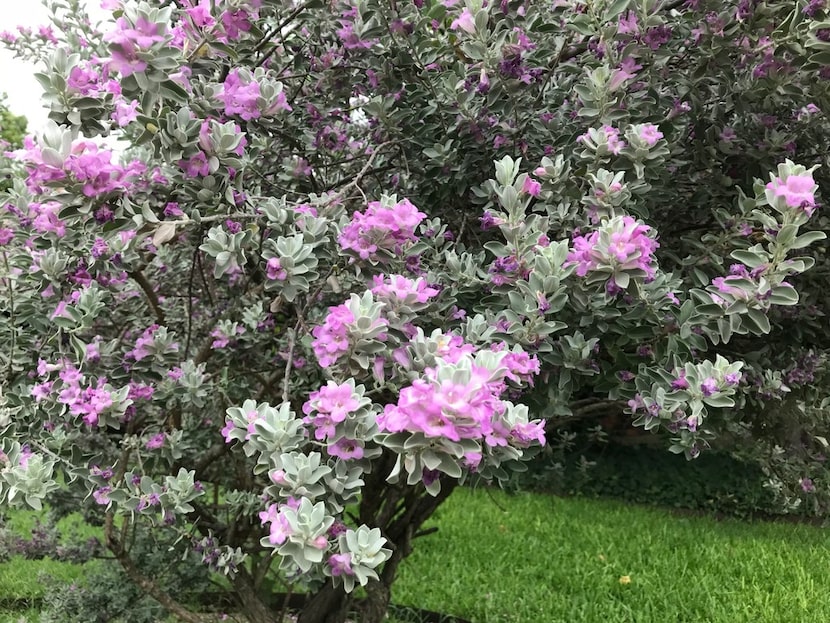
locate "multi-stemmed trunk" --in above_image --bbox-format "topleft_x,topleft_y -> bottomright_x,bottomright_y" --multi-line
108,450 -> 457,623
298,452 -> 458,623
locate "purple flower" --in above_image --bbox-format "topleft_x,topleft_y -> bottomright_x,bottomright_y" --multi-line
638,123 -> 664,147
328,553 -> 354,576
145,433 -> 166,449
700,377 -> 719,397
450,8 -> 476,34
765,173 -> 818,214
724,372 -> 741,386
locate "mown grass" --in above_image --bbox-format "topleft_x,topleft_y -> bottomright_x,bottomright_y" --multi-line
2,489 -> 829,622
0,509 -> 102,623
394,488 -> 830,623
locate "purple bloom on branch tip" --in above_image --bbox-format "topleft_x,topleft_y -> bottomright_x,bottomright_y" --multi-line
700,377 -> 718,397
765,174 -> 818,214
450,8 -> 476,34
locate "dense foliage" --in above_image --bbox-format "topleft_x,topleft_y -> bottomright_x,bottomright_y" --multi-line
0,0 -> 828,621
525,441 -> 789,519
0,95 -> 27,151
0,94 -> 28,193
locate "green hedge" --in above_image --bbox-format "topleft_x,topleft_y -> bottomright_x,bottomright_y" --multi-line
519,443 -> 805,520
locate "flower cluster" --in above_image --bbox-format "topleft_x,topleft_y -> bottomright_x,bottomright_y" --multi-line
125,325 -> 180,364
709,262 -> 774,307
301,380 -> 378,460
577,125 -> 627,156
11,136 -> 146,198
311,304 -> 357,368
378,351 -> 545,469
103,9 -> 170,76
218,68 -> 292,121
338,198 -> 426,262
628,356 -> 744,456
178,0 -> 263,48
567,216 -> 659,293
310,292 -> 390,369
765,171 -> 818,215
369,274 -> 439,308
31,361 -> 132,427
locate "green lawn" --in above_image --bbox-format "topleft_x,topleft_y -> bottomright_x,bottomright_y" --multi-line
394,488 -> 830,623
2,489 -> 829,623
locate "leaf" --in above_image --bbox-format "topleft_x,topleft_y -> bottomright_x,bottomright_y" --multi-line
767,285 -> 798,306
746,308 -> 771,334
153,222 -> 178,247
603,0 -> 631,23
566,14 -> 596,36
141,203 -> 160,224
790,230 -> 826,250
730,249 -> 766,268
702,394 -> 735,409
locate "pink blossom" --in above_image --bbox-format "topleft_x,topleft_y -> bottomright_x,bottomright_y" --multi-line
765,173 -> 817,213
306,382 -> 360,422
432,334 -> 476,364
608,57 -> 642,92
510,420 -> 546,447
180,152 -> 211,178
67,65 -> 101,95
328,438 -> 365,460
339,198 -> 426,262
567,216 -> 659,286
219,69 -> 262,120
259,504 -> 293,545
31,381 -> 54,402
266,257 -> 288,281
617,10 -> 639,35
638,123 -> 664,146
450,8 -> 476,34
700,377 -> 719,397
145,433 -> 166,449
501,350 -> 541,385
310,303 -> 369,368
221,6 -> 260,41
112,99 -> 140,126
605,127 -> 626,154
379,362 -> 501,442
93,487 -> 112,505
370,274 -> 439,304
671,371 -> 690,390
521,176 -> 541,197
328,553 -> 354,576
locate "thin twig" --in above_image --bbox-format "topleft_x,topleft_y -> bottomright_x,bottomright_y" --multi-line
325,141 -> 399,207
254,0 -> 318,69
1,251 -> 15,379
185,245 -> 198,358
282,321 -> 299,404
129,269 -> 165,325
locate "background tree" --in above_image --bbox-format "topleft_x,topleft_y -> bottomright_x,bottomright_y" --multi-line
0,93 -> 27,149
0,93 -> 27,192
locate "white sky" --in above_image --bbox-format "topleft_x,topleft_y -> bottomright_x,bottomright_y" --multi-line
0,0 -> 112,133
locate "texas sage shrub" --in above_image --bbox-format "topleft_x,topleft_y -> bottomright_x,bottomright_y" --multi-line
0,0 -> 828,621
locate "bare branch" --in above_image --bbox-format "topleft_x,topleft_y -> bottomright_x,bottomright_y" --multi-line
128,269 -> 165,325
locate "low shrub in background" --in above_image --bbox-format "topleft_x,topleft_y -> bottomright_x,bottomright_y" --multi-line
522,442 -> 794,520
